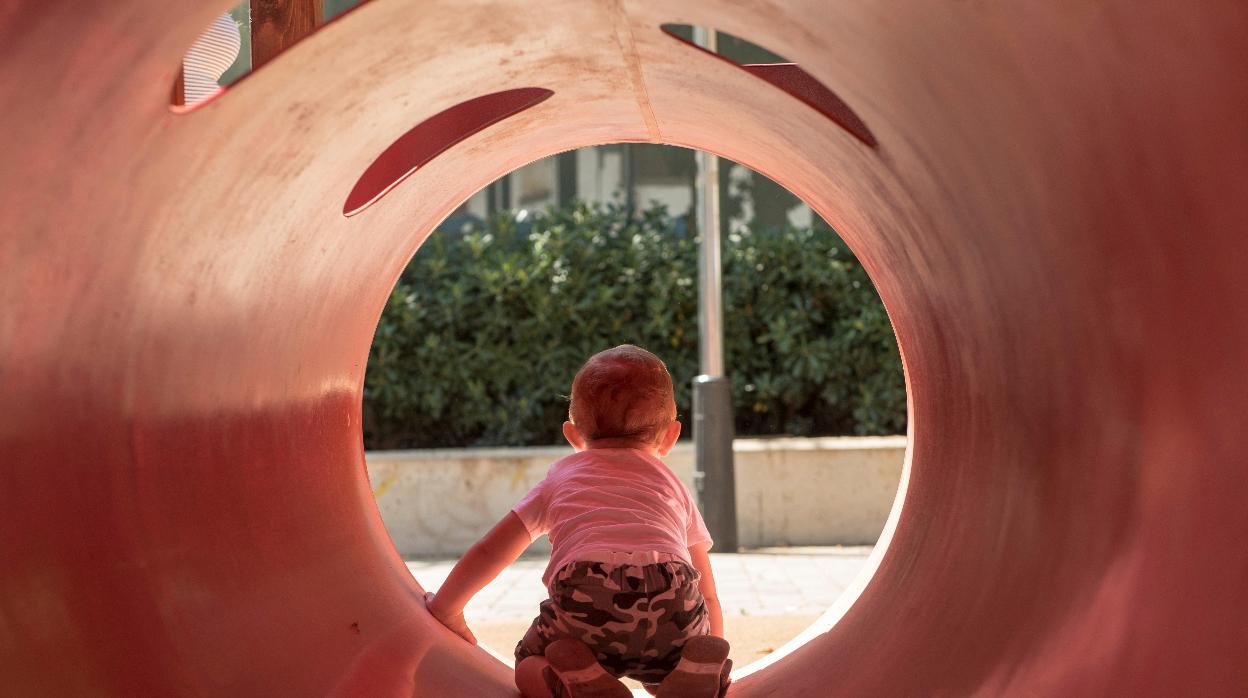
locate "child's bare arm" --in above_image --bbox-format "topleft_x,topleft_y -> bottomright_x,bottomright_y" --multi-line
688,543 -> 724,637
426,511 -> 532,643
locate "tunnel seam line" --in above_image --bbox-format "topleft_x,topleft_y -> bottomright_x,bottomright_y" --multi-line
607,0 -> 662,140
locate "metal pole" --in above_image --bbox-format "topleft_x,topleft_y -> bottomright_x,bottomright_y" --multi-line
692,26 -> 738,552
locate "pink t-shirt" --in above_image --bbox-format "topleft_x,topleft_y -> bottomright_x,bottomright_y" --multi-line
512,448 -> 713,586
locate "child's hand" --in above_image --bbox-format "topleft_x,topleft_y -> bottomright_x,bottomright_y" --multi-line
425,592 -> 477,645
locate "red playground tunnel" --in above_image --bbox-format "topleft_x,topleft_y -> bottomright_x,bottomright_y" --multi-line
2,1 -> 1246,695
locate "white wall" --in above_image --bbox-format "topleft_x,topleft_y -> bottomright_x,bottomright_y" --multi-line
366,436 -> 906,557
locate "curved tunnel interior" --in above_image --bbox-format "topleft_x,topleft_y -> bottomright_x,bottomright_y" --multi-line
2,1 -> 1246,695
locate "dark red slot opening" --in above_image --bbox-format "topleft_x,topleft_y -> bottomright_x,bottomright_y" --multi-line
660,26 -> 876,148
344,87 -> 554,216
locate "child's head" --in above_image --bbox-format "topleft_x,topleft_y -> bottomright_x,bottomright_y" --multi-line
567,344 -> 678,450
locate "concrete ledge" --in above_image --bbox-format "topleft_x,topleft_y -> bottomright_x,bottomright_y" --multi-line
367,436 -> 906,557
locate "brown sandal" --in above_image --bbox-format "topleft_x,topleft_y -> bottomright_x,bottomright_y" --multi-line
544,638 -> 632,698
656,635 -> 732,698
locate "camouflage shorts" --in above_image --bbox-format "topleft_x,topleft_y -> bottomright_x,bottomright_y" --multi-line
515,559 -> 710,685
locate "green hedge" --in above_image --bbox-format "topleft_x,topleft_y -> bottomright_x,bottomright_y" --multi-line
363,202 -> 905,449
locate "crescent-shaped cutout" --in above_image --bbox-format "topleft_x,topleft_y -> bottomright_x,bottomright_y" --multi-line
344,87 -> 554,216
660,25 -> 877,148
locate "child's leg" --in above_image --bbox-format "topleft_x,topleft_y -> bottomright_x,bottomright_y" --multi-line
516,597 -> 566,697
516,655 -> 558,698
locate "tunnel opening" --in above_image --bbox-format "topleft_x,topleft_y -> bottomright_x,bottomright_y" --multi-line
358,142 -> 909,686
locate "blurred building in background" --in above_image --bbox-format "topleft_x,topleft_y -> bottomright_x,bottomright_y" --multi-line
440,142 -> 819,238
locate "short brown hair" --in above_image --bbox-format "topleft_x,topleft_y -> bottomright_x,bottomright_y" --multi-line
569,345 -> 677,444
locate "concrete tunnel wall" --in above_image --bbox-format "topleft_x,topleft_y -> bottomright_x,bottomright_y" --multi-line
1,0 -> 1246,695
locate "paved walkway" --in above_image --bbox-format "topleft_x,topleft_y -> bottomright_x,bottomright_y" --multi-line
407,546 -> 873,620
410,547 -> 873,686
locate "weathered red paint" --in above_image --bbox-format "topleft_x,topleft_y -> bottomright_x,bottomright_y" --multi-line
2,1 -> 1245,696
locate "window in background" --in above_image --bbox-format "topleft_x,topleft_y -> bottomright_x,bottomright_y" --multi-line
444,138 -> 817,240
511,157 -> 557,210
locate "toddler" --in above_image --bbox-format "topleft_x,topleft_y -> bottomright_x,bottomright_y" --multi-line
426,345 -> 730,697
